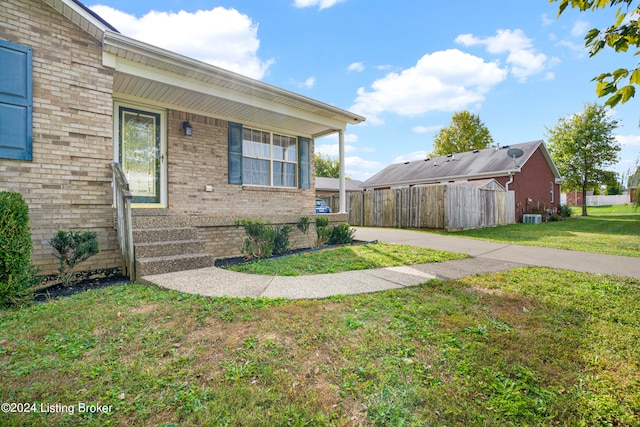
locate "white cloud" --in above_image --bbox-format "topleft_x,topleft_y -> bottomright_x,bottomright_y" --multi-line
345,156 -> 383,170
616,135 -> 640,146
303,76 -> 316,88
350,49 -> 507,124
541,13 -> 554,26
293,0 -> 345,10
315,144 -> 357,156
456,29 -> 551,82
412,125 -> 442,134
90,5 -> 273,80
376,64 -> 394,71
572,20 -> 590,37
316,133 -> 359,144
392,151 -> 429,164
347,62 -> 365,72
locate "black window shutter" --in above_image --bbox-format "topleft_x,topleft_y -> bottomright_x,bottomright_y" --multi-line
299,137 -> 310,189
228,122 -> 243,184
0,39 -> 32,161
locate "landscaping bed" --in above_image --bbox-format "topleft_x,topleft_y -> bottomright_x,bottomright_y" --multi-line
33,268 -> 130,301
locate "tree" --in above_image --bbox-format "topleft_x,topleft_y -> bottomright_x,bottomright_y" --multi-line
314,154 -> 340,178
552,0 -> 640,107
546,103 -> 621,216
602,171 -> 622,194
432,110 -> 494,156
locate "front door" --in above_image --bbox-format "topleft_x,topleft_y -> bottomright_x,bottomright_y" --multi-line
117,105 -> 166,206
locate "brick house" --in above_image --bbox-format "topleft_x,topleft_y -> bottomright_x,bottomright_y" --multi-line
361,141 -> 563,222
0,0 -> 364,279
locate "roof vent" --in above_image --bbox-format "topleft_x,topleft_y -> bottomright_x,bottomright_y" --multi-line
433,161 -> 437,166
404,161 -> 410,165
473,150 -> 480,153
452,154 -> 455,161
424,158 -> 430,161
502,145 -> 510,149
446,154 -> 453,157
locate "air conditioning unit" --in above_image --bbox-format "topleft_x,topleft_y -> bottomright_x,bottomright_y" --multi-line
522,214 -> 542,224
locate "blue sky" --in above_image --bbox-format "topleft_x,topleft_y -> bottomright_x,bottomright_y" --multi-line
89,0 -> 640,184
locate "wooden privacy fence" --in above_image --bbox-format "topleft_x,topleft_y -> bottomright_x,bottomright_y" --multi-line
319,183 -> 515,231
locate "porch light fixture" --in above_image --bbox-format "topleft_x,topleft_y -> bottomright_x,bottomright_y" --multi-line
183,121 -> 193,137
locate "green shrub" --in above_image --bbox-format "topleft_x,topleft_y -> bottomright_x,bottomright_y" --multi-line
296,216 -> 312,248
235,220 -> 292,259
558,204 -> 572,218
50,230 -> 100,286
328,222 -> 355,245
315,217 -> 354,246
0,192 -> 34,306
315,216 -> 331,247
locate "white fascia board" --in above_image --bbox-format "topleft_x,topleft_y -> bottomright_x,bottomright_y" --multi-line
105,54 -> 348,132
102,32 -> 364,125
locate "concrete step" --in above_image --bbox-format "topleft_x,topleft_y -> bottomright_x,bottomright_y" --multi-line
136,253 -> 215,278
133,227 -> 197,243
135,239 -> 206,259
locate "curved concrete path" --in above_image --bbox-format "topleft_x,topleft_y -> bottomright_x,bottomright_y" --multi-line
141,227 -> 640,300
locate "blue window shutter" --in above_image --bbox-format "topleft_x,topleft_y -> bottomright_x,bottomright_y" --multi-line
299,137 -> 310,189
228,122 -> 243,184
0,39 -> 32,161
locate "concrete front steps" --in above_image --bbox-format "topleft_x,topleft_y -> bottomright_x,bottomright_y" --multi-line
132,216 -> 214,279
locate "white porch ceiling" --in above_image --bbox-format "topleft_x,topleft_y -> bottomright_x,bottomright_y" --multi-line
104,32 -> 365,138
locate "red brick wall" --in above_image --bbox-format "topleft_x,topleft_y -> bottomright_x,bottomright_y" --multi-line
492,147 -> 560,221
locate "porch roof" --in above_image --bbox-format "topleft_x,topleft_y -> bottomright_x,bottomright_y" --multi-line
102,31 -> 365,138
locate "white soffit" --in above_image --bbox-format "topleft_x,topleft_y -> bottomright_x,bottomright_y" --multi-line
103,32 -> 365,138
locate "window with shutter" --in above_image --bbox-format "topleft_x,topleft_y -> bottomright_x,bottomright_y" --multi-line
0,39 -> 32,161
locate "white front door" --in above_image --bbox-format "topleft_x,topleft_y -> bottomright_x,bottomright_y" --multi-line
115,103 -> 167,207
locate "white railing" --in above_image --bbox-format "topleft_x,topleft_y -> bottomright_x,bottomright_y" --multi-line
111,162 -> 135,280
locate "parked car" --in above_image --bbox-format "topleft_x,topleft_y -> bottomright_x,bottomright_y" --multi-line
315,199 -> 331,214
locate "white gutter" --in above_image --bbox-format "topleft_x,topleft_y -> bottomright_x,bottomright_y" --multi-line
363,168 -> 522,190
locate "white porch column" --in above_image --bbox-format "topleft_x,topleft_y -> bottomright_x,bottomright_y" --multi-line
338,129 -> 346,213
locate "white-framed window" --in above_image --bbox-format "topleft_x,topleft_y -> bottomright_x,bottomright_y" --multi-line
550,182 -> 554,203
242,127 -> 297,187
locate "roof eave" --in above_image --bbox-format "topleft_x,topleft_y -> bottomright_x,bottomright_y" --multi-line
362,169 -> 519,189
102,31 -> 366,128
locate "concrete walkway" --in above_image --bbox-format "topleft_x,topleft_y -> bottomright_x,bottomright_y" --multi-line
141,227 -> 640,299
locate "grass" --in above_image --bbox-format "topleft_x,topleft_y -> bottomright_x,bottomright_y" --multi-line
224,242 -> 468,276
1,269 -> 639,426
445,205 -> 640,257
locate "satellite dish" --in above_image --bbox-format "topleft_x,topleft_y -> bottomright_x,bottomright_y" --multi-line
507,148 -> 524,159
507,148 -> 524,169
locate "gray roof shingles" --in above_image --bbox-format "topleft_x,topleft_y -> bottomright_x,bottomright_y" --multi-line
363,140 -> 549,189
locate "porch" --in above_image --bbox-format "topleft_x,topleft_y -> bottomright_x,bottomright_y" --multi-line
113,162 -> 349,281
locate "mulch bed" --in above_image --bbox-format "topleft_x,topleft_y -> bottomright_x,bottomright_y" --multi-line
33,269 -> 131,302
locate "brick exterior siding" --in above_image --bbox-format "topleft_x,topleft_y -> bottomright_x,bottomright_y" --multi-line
0,2 -> 323,274
490,147 -> 560,221
0,0 -> 120,275
166,110 -> 317,216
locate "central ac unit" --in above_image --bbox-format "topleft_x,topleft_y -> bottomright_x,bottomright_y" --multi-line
522,214 -> 542,224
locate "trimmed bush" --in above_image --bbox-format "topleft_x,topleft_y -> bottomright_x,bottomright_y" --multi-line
235,220 -> 292,259
558,204 -> 572,218
328,223 -> 355,245
50,230 -> 100,286
0,192 -> 34,305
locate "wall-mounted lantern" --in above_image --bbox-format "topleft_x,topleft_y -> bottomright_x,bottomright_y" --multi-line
183,121 -> 193,137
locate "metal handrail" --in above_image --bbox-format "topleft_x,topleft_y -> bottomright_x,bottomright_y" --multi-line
111,162 -> 135,280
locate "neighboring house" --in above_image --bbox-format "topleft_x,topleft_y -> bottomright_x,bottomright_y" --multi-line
315,177 -> 363,195
362,141 -> 562,222
0,0 -> 364,279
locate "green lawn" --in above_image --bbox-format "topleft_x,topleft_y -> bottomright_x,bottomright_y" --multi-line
1,268 -> 639,426
224,242 -> 467,276
445,205 -> 640,257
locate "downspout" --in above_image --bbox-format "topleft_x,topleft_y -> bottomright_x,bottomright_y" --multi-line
505,171 -> 514,191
